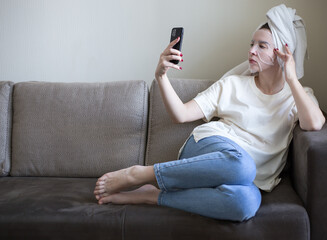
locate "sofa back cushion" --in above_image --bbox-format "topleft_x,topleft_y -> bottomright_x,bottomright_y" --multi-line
11,81 -> 148,177
0,82 -> 14,176
146,78 -> 215,166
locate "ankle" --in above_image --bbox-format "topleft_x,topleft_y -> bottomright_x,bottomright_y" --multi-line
129,165 -> 155,185
145,187 -> 160,205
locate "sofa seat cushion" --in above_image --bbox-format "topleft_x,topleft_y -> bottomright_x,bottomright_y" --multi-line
123,177 -> 309,240
0,177 -> 125,240
0,176 -> 309,240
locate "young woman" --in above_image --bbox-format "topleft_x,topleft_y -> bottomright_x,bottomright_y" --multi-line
94,6 -> 325,221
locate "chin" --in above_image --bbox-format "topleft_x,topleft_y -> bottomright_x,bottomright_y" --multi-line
249,67 -> 259,74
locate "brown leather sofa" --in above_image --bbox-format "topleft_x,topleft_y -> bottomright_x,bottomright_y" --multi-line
0,79 -> 326,240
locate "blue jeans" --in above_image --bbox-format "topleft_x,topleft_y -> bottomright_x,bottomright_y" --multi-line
153,135 -> 261,222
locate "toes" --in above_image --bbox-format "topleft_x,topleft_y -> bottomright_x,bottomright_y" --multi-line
99,192 -> 110,198
94,185 -> 105,191
94,186 -> 105,194
95,174 -> 109,187
99,195 -> 113,205
96,180 -> 106,186
98,173 -> 110,181
95,192 -> 110,200
94,188 -> 105,195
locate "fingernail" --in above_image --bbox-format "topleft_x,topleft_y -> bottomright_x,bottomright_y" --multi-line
286,43 -> 288,47
273,48 -> 276,51
180,53 -> 183,57
181,59 -> 183,62
180,67 -> 182,70
276,48 -> 279,51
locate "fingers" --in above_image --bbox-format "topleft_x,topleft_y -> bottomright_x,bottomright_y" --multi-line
273,44 -> 291,57
155,38 -> 183,77
164,37 -> 183,57
166,55 -> 183,69
169,63 -> 182,70
159,49 -> 183,71
159,60 -> 181,71
163,47 -> 182,57
284,43 -> 292,54
168,36 -> 180,48
166,54 -> 183,63
164,37 -> 182,56
274,47 -> 285,58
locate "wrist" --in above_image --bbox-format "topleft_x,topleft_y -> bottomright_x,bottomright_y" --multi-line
155,73 -> 168,82
286,77 -> 299,85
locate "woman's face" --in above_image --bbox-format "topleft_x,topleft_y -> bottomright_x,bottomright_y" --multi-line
248,29 -> 276,73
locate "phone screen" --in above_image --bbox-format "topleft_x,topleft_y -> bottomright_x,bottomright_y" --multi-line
170,27 -> 184,64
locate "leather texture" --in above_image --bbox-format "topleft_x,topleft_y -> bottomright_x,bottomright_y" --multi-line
10,81 -> 148,177
0,176 -> 309,240
291,120 -> 327,240
0,81 -> 13,176
125,177 -> 309,240
0,177 -> 125,240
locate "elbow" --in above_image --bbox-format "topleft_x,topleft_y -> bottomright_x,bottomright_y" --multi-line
170,108 -> 189,124
171,112 -> 189,124
300,117 -> 326,131
171,116 -> 185,124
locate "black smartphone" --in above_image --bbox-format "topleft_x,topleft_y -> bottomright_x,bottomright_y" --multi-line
170,27 -> 184,64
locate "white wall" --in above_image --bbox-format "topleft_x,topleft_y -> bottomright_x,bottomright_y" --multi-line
1,0 -> 327,111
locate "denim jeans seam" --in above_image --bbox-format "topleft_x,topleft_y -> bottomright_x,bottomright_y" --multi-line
154,164 -> 168,192
160,155 -> 239,171
157,191 -> 162,205
213,136 -> 243,155
157,190 -> 165,205
181,135 -> 244,160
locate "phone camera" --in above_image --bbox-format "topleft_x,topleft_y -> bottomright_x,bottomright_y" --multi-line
172,29 -> 176,37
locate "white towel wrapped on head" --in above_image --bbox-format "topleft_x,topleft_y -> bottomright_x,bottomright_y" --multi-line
267,4 -> 308,79
222,4 -> 308,80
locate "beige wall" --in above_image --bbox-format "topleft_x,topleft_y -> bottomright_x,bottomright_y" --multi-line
1,0 -> 327,111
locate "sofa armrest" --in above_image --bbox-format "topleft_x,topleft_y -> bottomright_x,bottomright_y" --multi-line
291,118 -> 327,240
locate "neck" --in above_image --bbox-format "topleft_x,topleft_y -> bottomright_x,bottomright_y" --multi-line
256,66 -> 285,95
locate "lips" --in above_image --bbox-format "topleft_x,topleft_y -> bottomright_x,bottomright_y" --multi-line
249,59 -> 257,64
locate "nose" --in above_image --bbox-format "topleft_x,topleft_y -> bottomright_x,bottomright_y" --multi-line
249,46 -> 257,56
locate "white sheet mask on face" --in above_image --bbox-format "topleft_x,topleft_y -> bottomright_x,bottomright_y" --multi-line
249,30 -> 276,73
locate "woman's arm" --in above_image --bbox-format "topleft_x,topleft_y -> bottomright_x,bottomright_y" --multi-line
288,79 -> 325,130
155,38 -> 204,123
275,45 -> 325,131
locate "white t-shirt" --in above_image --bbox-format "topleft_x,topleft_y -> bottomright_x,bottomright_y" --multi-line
186,75 -> 317,192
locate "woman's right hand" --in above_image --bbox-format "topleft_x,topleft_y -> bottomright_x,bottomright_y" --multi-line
155,37 -> 183,80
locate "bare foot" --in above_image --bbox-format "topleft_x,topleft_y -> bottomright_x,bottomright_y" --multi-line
98,184 -> 160,205
94,165 -> 155,199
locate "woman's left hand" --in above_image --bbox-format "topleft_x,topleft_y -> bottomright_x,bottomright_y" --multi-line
275,44 -> 325,131
274,44 -> 297,82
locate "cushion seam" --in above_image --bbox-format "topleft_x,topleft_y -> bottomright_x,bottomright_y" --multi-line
137,81 -> 148,166
145,79 -> 155,166
3,82 -> 12,175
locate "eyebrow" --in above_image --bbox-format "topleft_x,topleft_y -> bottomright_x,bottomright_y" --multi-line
251,40 -> 271,45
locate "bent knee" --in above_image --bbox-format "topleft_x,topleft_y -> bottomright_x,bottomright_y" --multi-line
218,184 -> 261,222
231,152 -> 256,183
234,185 -> 261,221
